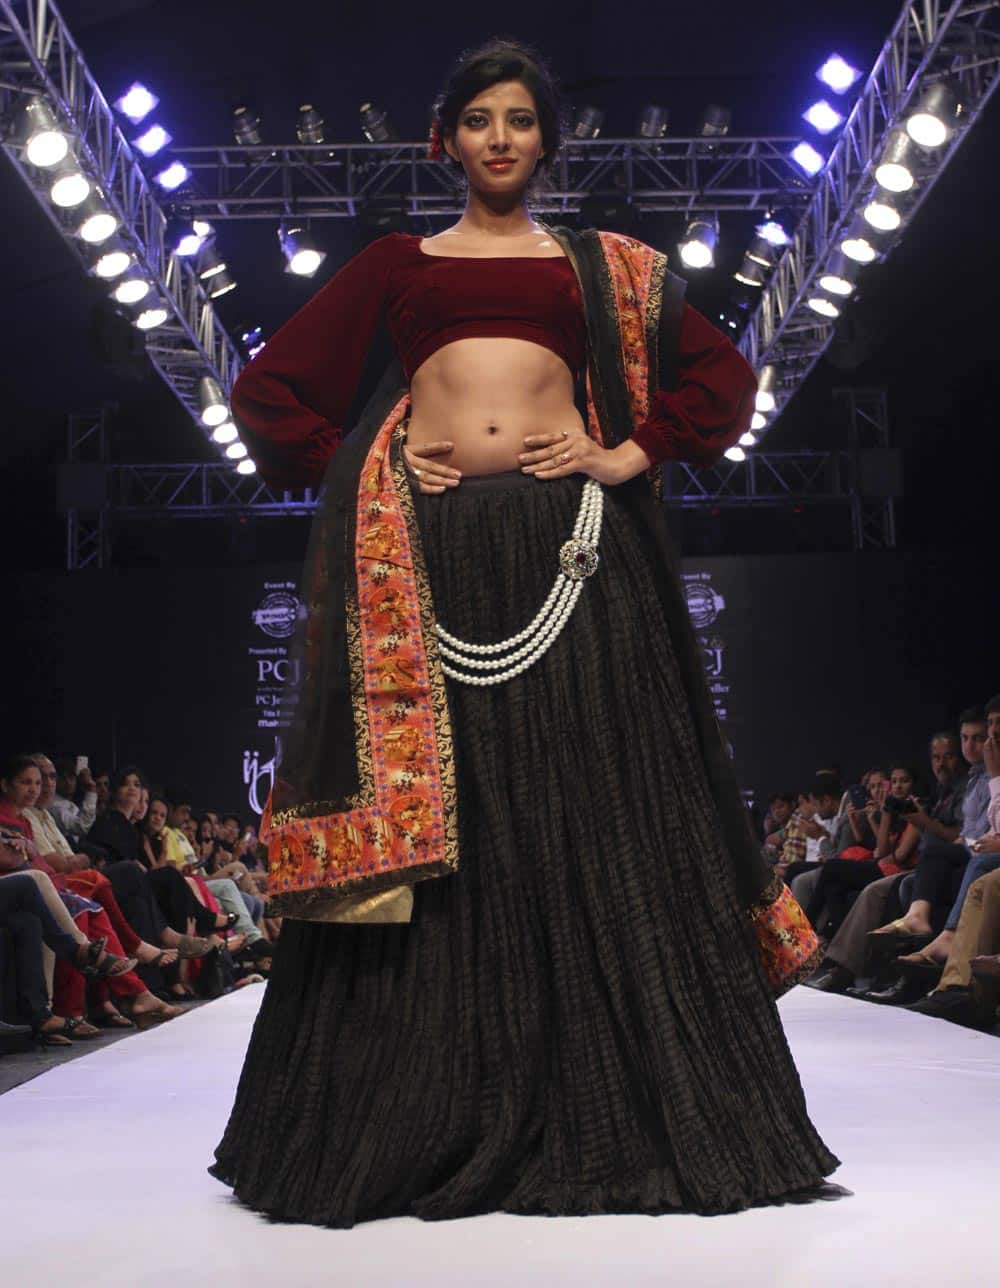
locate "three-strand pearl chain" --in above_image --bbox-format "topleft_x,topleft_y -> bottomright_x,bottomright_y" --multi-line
434,479 -> 604,686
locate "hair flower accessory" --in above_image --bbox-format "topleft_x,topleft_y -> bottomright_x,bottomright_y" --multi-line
427,118 -> 444,161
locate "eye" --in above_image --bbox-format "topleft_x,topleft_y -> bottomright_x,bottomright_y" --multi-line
463,112 -> 487,128
512,114 -> 536,128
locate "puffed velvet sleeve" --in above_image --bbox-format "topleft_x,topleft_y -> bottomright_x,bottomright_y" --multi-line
230,234 -> 400,490
629,303 -> 758,468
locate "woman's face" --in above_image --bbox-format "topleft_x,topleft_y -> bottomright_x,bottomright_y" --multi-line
445,80 -> 545,197
770,799 -> 792,827
114,772 -> 142,813
147,799 -> 167,832
135,786 -> 149,822
181,817 -> 198,844
890,768 -> 914,797
3,767 -> 41,809
197,819 -> 214,845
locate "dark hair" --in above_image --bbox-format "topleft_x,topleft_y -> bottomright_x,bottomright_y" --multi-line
768,792 -> 796,808
221,813 -> 242,829
110,764 -> 147,794
985,694 -> 1000,717
432,37 -> 564,177
54,757 -> 78,779
1,754 -> 42,785
887,763 -> 923,794
808,776 -> 843,802
958,706 -> 986,728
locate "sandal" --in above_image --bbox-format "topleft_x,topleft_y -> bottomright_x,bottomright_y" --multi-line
133,1003 -> 184,1030
94,1009 -> 134,1029
175,934 -> 214,960
867,919 -> 932,942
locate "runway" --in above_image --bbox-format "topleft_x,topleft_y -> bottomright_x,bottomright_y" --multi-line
3,984 -> 997,1287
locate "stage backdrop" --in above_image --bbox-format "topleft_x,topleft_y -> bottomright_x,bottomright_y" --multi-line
7,551 -> 994,822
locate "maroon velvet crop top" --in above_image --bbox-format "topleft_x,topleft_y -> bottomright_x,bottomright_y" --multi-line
385,234 -> 587,381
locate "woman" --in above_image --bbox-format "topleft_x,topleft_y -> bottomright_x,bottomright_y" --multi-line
804,765 -> 922,938
210,39 -> 841,1225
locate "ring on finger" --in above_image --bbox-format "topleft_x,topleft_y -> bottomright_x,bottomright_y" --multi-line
561,451 -> 570,464
413,467 -> 422,478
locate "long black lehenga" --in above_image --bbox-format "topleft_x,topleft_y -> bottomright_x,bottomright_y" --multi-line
209,466 -> 841,1226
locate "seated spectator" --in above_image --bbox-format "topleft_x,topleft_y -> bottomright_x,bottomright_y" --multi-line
774,776 -> 842,902
803,728 -> 966,994
48,758 -> 99,843
762,793 -> 796,857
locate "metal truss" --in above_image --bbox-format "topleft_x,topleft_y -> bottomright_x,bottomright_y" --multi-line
737,0 -> 1000,434
665,451 -> 851,508
112,462 -> 317,517
167,136 -> 812,220
837,387 -> 898,550
0,0 -> 241,430
63,407 -> 109,569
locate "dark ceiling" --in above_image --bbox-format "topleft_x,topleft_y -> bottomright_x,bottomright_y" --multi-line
1,0 -> 997,565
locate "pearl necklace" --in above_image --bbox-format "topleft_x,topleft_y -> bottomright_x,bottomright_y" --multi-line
435,479 -> 604,686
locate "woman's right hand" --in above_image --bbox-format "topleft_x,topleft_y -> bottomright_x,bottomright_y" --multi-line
403,441 -> 462,494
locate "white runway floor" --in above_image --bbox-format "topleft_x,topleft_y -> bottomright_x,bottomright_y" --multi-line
3,985 -> 998,1288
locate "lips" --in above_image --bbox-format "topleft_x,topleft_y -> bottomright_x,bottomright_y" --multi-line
485,159 -> 516,171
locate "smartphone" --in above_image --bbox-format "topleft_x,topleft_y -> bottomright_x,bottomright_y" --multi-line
846,784 -> 868,810
75,755 -> 89,774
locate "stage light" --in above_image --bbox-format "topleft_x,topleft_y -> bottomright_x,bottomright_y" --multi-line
166,212 -> 203,256
724,445 -> 746,463
637,105 -> 669,138
50,163 -> 91,208
360,102 -> 398,143
697,105 -> 731,138
193,219 -> 214,238
76,194 -> 118,244
790,141 -> 824,176
679,219 -> 717,269
863,195 -> 901,231
296,105 -> 325,144
135,303 -> 169,330
233,105 -> 262,146
807,295 -> 840,318
906,81 -> 960,148
154,161 -> 189,191
23,99 -> 69,167
198,248 -> 227,281
755,366 -> 776,413
239,324 -> 265,358
279,224 -> 326,277
816,54 -> 862,95
133,124 -> 171,157
226,440 -> 248,460
739,432 -> 758,448
841,214 -> 879,263
734,256 -> 767,288
756,220 -> 790,248
875,129 -> 915,193
199,377 -> 229,427
211,421 -> 239,444
802,100 -> 844,135
116,83 -> 158,123
94,248 -> 131,279
113,275 -> 151,305
819,250 -> 858,297
751,412 -> 768,431
236,458 -> 257,475
571,106 -> 604,140
207,268 -> 237,299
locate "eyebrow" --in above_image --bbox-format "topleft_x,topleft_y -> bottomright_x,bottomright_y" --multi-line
462,105 -> 537,115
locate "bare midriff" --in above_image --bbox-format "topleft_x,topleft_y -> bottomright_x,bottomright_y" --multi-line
407,336 -> 585,476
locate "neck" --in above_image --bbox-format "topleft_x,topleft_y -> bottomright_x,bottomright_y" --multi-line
457,192 -> 539,237
115,804 -> 134,821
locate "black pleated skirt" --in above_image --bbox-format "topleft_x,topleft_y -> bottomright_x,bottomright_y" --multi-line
209,467 -> 841,1226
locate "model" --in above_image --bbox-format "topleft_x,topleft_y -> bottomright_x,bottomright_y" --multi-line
209,37 -> 843,1227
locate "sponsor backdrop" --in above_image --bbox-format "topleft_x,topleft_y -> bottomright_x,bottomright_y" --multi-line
7,551 -> 993,823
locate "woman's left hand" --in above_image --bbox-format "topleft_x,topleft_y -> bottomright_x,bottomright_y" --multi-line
518,429 -> 626,486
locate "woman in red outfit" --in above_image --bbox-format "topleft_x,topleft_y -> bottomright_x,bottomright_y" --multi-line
211,39 -> 843,1226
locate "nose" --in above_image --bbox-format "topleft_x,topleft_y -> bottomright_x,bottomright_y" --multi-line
488,127 -> 510,153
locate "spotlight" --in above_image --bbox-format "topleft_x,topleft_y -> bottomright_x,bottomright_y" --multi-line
113,275 -> 151,305
739,432 -> 758,448
359,102 -> 398,143
679,219 -> 717,269
133,124 -> 171,157
751,411 -> 768,431
697,105 -> 731,137
76,193 -> 118,244
906,81 -> 960,148
755,365 -> 777,413
94,248 -> 132,279
756,219 -> 790,248
724,445 -> 746,463
166,212 -> 203,256
571,106 -> 604,140
199,376 -> 229,427
193,219 -> 214,238
239,324 -> 265,358
807,295 -> 840,319
734,256 -> 767,288
211,421 -> 239,444
296,104 -> 325,144
279,224 -> 326,277
23,99 -> 69,168
233,105 -> 262,146
50,162 -> 91,208
154,161 -> 189,191
115,83 -> 159,124
226,440 -> 248,460
802,100 -> 844,135
875,128 -> 915,192
819,250 -> 858,297
863,194 -> 901,231
790,141 -> 825,176
207,268 -> 237,299
135,303 -> 169,330
198,247 -> 227,281
816,54 -> 862,95
236,458 -> 257,475
637,104 -> 669,138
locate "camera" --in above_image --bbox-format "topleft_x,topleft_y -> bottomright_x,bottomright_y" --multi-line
884,795 -> 917,816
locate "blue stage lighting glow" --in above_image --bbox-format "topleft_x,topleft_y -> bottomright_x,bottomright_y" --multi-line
755,220 -> 790,247
115,83 -> 158,124
816,55 -> 862,95
134,124 -> 171,156
155,161 -> 189,191
802,100 -> 844,135
790,141 -> 824,176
